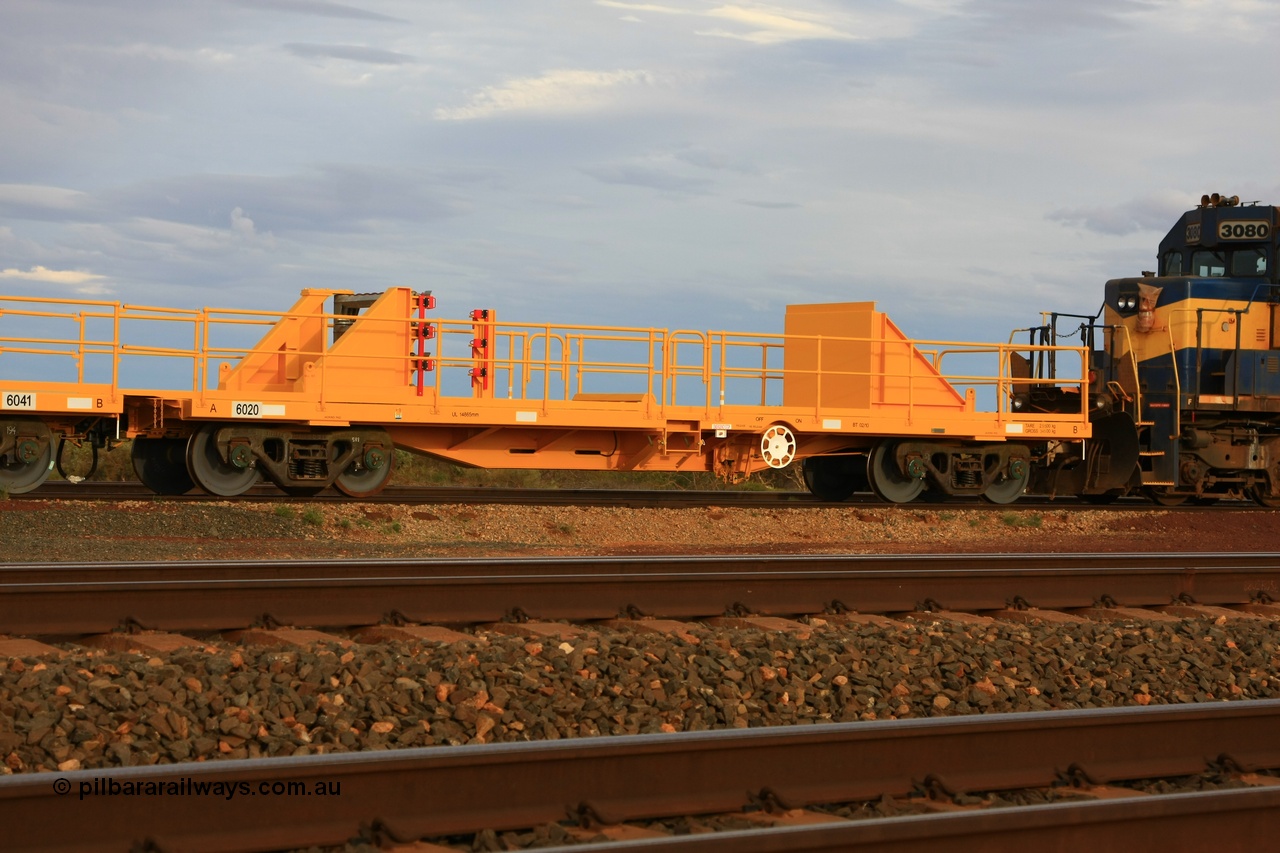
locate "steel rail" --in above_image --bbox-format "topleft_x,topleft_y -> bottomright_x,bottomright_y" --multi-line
1,553 -> 1279,635
17,480 -> 1252,511
2,701 -> 1278,853
22,481 -> 823,507
551,788 -> 1280,852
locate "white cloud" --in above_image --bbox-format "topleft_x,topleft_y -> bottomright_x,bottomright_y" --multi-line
597,1 -> 919,43
0,265 -> 111,294
230,206 -> 277,248
1047,191 -> 1200,236
597,2 -> 690,14
105,43 -> 237,65
284,43 -> 415,65
699,5 -> 857,43
0,184 -> 93,215
230,206 -> 255,238
1133,0 -> 1280,39
434,69 -> 656,121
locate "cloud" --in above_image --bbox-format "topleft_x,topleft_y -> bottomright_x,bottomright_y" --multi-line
673,147 -> 757,174
0,184 -> 98,221
93,165 -> 467,233
698,5 -> 859,44
1047,192 -> 1195,236
596,1 -> 909,43
434,69 -> 655,121
958,0 -> 1144,37
0,265 -> 110,294
579,163 -> 714,194
228,206 -> 279,249
284,43 -> 415,65
739,199 -> 799,209
596,1 -> 689,13
226,0 -> 406,22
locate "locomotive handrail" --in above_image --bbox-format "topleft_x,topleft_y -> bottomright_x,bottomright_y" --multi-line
1240,282 -> 1280,312
1167,321 -> 1181,437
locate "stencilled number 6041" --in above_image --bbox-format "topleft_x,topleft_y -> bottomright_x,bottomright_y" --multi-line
1219,221 -> 1271,240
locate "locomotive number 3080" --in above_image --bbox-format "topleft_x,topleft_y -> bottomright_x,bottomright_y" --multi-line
1218,221 -> 1271,240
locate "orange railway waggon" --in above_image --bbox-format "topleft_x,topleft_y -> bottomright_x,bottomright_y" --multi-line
0,287 -> 1100,502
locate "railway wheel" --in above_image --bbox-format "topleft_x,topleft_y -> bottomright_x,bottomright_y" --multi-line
0,419 -> 53,495
802,455 -> 866,502
1251,485 -> 1280,508
131,437 -> 195,495
982,465 -> 1029,505
760,424 -> 796,469
867,441 -> 924,503
334,437 -> 395,498
187,424 -> 259,497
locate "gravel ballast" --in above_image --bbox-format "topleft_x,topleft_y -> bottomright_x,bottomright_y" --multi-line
3,615 -> 1277,774
4,497 -> 1280,561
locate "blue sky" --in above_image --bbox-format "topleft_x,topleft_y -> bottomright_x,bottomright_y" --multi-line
3,0 -> 1280,345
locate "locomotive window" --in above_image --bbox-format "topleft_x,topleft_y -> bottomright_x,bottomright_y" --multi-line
1161,251 -> 1183,276
1231,248 -> 1267,276
1190,250 -> 1227,277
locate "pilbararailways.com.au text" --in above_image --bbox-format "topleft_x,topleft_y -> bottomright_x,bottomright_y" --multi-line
58,777 -> 341,801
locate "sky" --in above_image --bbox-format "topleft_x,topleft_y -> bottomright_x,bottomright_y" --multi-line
4,0 -> 1280,349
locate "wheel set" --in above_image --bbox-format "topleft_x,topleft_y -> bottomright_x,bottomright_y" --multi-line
0,418 -> 55,495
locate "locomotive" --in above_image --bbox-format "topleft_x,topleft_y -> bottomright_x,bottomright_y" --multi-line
1018,192 -> 1280,505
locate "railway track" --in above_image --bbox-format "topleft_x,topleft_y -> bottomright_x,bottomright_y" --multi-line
15,480 -> 1263,510
4,553 -> 1278,850
19,481 -> 818,507
3,552 -> 1278,639
3,701 -> 1278,852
